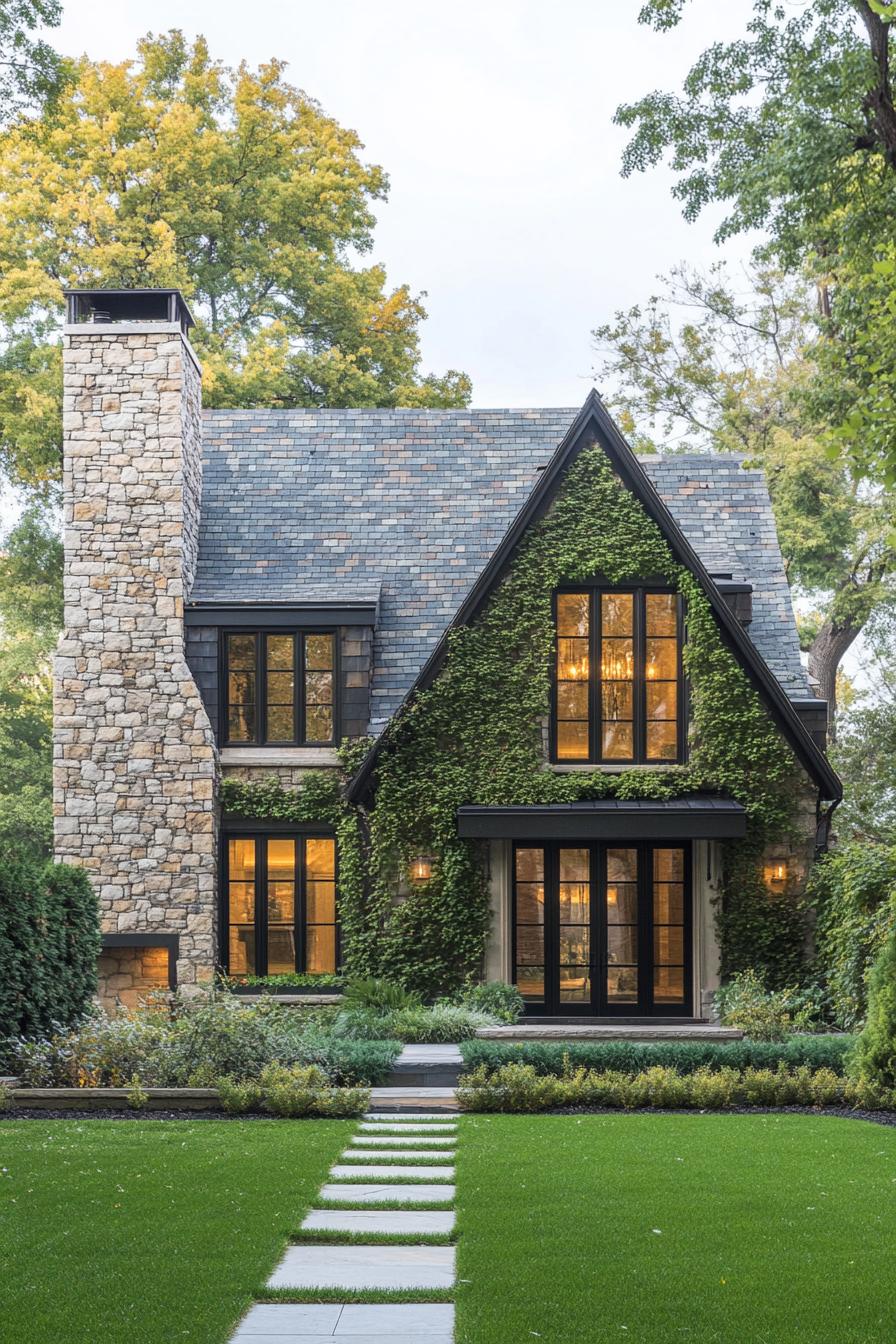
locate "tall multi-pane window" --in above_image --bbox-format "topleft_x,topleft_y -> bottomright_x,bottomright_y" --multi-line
553,589 -> 682,764
225,631 -> 336,746
225,835 -> 337,976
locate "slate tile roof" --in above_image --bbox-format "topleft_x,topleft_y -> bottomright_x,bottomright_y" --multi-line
193,408 -> 812,733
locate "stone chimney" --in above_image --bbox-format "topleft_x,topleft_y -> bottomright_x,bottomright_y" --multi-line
55,289 -> 218,999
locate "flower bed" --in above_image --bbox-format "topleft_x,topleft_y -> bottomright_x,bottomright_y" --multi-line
2,992 -> 400,1089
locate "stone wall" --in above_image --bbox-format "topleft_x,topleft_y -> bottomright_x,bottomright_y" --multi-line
54,323 -> 219,989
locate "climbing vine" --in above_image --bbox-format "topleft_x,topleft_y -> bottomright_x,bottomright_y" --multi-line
221,446 -> 814,995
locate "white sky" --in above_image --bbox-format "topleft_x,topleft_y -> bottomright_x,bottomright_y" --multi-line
53,0 -> 758,409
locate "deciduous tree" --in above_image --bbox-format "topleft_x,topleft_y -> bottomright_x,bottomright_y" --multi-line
594,265 -> 895,720
615,0 -> 896,482
0,0 -> 63,122
0,29 -> 470,497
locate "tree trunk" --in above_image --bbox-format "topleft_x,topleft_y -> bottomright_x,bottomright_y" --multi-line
807,617 -> 864,742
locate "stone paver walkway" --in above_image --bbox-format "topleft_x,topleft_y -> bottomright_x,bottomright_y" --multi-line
230,1105 -> 459,1342
231,1303 -> 455,1341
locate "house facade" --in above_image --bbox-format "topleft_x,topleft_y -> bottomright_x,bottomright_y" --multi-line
54,289 -> 840,1014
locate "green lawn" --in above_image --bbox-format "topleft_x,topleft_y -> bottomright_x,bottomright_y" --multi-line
0,1117 -> 350,1344
455,1114 -> 896,1344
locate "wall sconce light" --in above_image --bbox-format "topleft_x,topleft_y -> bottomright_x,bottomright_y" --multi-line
409,855 -> 434,883
764,860 -> 788,891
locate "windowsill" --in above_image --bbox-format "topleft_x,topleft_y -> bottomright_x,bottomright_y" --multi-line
220,747 -> 342,768
549,763 -> 686,773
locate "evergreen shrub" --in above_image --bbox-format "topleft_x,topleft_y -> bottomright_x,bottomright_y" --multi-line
459,1035 -> 855,1077
0,860 -> 99,1045
850,898 -> 896,1091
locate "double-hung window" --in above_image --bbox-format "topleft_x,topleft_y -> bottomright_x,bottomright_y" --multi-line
553,587 -> 683,764
224,631 -> 336,746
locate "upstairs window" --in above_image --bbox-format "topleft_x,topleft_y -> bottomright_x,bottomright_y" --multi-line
224,631 -> 336,746
553,588 -> 683,764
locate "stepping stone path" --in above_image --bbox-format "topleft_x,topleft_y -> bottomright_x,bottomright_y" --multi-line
230,1109 -> 459,1342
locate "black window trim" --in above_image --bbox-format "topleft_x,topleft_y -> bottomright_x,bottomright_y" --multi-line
221,626 -> 340,748
550,582 -> 687,766
220,829 -> 340,977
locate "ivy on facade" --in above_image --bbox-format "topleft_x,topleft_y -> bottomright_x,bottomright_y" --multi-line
220,445 -> 813,995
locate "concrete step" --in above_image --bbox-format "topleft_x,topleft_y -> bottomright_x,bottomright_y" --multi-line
384,1045 -> 463,1088
367,1086 -> 458,1112
329,1164 -> 455,1181
477,1023 -> 743,1041
319,1183 -> 454,1204
268,1244 -> 456,1290
232,1303 -> 454,1341
301,1208 -> 455,1235
342,1148 -> 454,1162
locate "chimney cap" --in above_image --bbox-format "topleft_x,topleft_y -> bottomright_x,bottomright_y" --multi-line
64,287 -> 195,334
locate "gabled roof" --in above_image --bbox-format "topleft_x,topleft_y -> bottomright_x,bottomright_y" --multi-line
191,394 -> 838,800
338,392 -> 840,803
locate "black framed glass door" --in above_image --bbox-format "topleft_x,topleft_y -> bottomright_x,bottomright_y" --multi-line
223,833 -> 338,977
512,841 -> 692,1015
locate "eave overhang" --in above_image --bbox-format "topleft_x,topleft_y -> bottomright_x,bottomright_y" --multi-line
185,597 -> 380,628
456,797 -> 747,841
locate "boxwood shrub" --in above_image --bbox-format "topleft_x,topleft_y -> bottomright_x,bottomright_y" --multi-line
457,1061 -> 895,1114
459,1035 -> 855,1078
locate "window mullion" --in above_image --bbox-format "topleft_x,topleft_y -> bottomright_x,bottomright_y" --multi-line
258,633 -> 266,745
636,594 -> 645,764
297,836 -> 305,973
593,592 -> 601,764
296,634 -> 303,748
257,835 -> 268,978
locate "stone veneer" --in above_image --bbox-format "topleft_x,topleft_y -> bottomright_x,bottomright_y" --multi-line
54,322 -> 219,992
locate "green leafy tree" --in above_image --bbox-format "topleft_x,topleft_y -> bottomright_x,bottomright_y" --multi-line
594,264 -> 895,719
0,507 -> 62,858
0,29 -> 470,498
0,1 -> 64,121
615,0 -> 896,482
833,604 -> 896,839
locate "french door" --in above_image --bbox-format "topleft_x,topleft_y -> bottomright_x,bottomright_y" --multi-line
513,842 -> 692,1015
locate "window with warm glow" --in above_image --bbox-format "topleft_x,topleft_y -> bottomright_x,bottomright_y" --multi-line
553,588 -> 682,764
226,834 -> 337,976
224,631 -> 336,746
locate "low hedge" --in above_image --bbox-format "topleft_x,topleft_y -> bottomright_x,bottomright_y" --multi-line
221,973 -> 344,991
457,1061 -> 895,1114
459,1035 -> 856,1078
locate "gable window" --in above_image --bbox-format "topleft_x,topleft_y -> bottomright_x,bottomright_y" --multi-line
553,588 -> 683,764
224,631 -> 336,746
225,834 -> 338,976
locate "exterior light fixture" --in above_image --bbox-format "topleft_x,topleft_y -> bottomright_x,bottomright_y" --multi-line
764,860 -> 788,891
409,855 -> 434,883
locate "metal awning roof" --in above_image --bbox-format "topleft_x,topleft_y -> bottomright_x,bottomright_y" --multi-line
456,796 -> 747,841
